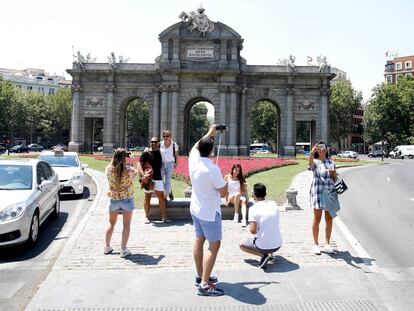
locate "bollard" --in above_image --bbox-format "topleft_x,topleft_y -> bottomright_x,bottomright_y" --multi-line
184,187 -> 192,198
284,187 -> 300,210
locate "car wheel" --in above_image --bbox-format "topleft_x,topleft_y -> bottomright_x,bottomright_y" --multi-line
27,213 -> 39,245
52,195 -> 60,219
401,156 -> 404,160
409,155 -> 413,159
348,155 -> 351,158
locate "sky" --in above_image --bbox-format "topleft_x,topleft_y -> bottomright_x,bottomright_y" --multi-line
1,0 -> 413,101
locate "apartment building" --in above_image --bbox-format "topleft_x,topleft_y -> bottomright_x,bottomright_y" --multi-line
384,55 -> 414,84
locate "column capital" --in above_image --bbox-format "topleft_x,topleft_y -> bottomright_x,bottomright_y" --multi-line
286,87 -> 295,95
229,86 -> 242,93
241,87 -> 248,94
170,84 -> 180,92
160,84 -> 170,92
71,85 -> 82,92
218,85 -> 229,93
153,86 -> 161,92
105,85 -> 115,92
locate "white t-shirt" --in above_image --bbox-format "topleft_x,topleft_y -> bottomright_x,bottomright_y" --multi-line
248,200 -> 283,250
160,141 -> 178,163
189,146 -> 226,221
227,179 -> 241,196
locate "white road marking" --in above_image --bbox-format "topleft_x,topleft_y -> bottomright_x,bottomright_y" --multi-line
387,177 -> 390,182
410,198 -> 414,202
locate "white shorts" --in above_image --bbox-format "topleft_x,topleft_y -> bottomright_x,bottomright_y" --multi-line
144,180 -> 164,193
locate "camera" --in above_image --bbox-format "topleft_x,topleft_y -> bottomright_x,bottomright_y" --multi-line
215,124 -> 227,131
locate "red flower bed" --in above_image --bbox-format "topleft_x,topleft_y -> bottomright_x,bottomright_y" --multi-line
82,154 -> 297,184
174,156 -> 297,183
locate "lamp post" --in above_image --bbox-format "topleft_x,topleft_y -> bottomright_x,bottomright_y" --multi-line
381,140 -> 384,162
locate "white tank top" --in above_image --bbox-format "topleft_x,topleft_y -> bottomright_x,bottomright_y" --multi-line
228,179 -> 241,195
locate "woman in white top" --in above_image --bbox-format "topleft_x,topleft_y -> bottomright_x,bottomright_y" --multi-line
160,130 -> 178,201
224,164 -> 248,227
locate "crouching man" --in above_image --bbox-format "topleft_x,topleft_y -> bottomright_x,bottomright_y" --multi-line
239,183 -> 282,269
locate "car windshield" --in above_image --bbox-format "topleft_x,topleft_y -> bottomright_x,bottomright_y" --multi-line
39,155 -> 79,167
0,165 -> 33,190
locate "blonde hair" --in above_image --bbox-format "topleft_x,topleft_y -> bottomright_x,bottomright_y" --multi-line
110,148 -> 128,183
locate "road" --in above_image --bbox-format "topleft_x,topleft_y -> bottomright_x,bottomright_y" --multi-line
0,173 -> 96,311
339,158 -> 414,309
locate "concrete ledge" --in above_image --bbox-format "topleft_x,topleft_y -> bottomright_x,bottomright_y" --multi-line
148,198 -> 253,220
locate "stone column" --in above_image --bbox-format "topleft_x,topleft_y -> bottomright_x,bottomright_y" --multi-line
239,87 -> 248,155
284,86 -> 295,156
320,87 -> 329,143
152,87 -> 160,138
68,85 -> 82,152
160,85 -> 169,137
228,86 -> 239,155
103,85 -> 115,154
171,85 -> 179,139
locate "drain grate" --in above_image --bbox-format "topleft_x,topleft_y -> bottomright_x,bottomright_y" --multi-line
36,300 -> 387,311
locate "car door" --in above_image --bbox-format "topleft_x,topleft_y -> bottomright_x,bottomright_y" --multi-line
36,162 -> 53,223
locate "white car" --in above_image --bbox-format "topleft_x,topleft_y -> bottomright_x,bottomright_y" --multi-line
39,150 -> 88,196
0,159 -> 60,246
337,150 -> 359,159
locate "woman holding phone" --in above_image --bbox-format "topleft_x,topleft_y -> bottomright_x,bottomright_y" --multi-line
308,142 -> 337,255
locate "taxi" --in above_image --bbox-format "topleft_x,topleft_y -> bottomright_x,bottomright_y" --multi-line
39,150 -> 88,196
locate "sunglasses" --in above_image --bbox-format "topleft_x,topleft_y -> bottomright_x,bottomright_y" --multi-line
151,141 -> 159,144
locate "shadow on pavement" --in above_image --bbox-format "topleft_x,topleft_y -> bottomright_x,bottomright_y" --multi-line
244,255 -> 300,273
328,250 -> 376,269
219,281 -> 278,305
0,212 -> 69,262
124,253 -> 166,265
150,219 -> 190,227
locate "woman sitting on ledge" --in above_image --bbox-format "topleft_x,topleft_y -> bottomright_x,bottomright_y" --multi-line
224,164 -> 248,227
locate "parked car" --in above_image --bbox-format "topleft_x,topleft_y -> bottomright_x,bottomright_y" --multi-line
28,143 -> 44,152
39,150 -> 88,196
9,144 -> 29,153
389,145 -> 414,159
0,145 -> 6,154
51,144 -> 68,152
368,150 -> 387,158
0,159 -> 61,246
337,150 -> 359,158
128,146 -> 145,152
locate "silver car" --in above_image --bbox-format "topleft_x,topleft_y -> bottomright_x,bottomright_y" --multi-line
0,159 -> 61,246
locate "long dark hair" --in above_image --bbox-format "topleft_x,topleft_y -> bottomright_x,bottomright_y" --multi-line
110,148 -> 128,182
231,164 -> 246,187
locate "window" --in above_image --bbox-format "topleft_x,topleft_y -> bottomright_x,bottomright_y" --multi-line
405,61 -> 412,69
395,62 -> 402,71
396,74 -> 403,81
386,75 -> 393,83
27,86 -> 33,90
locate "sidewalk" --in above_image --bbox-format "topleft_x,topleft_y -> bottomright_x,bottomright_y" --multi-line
25,169 -> 389,311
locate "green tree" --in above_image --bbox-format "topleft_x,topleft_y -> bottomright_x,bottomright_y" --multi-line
330,80 -> 362,149
251,100 -> 278,143
127,98 -> 149,147
188,103 -> 210,149
0,78 -> 18,136
365,76 -> 414,145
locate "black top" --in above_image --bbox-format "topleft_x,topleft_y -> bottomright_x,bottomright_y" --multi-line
140,150 -> 162,180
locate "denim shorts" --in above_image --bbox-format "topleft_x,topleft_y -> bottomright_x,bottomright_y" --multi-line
109,197 -> 135,212
192,211 -> 222,242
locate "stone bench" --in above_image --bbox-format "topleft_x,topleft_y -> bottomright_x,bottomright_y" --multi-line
149,198 -> 254,220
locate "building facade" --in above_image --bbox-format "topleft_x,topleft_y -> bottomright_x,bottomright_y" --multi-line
67,8 -> 335,156
384,55 -> 414,84
0,67 -> 65,94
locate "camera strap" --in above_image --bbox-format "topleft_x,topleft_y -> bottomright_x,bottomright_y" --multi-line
216,131 -> 223,165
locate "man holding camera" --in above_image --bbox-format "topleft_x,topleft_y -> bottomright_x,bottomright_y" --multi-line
189,124 -> 228,296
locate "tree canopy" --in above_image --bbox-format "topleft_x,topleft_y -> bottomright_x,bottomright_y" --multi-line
127,98 -> 149,147
251,100 -> 278,144
188,103 -> 210,149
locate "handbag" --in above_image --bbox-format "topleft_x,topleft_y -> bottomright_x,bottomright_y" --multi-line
320,188 -> 340,218
334,179 -> 348,195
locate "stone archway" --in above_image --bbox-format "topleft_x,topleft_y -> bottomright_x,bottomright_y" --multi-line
68,7 -> 334,156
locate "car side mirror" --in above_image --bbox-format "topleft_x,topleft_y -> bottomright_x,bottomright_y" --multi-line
39,179 -> 53,191
82,164 -> 89,170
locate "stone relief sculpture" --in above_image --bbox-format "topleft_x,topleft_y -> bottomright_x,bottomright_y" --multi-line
118,55 -> 130,63
75,51 -> 86,67
317,55 -> 328,72
296,100 -> 317,110
108,52 -> 117,69
178,7 -> 214,36
85,97 -> 105,107
86,53 -> 97,63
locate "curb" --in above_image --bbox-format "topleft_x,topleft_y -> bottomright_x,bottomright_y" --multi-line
52,169 -> 102,270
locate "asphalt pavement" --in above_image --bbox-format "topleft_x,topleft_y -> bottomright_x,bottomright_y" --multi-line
23,167 -> 393,311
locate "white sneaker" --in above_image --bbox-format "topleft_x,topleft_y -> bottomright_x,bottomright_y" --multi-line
120,247 -> 131,258
104,246 -> 113,254
233,213 -> 239,223
241,219 -> 247,227
312,245 -> 321,255
324,245 -> 334,254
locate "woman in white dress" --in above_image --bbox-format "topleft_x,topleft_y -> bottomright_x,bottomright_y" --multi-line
224,164 -> 248,227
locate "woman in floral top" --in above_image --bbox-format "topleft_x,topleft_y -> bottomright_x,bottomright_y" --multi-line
308,142 -> 337,255
104,148 -> 137,258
